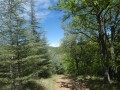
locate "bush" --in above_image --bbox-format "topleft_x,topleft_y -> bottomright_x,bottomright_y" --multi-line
38,69 -> 51,78
23,80 -> 45,90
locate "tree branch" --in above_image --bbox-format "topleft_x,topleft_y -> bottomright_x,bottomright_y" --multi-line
70,30 -> 97,42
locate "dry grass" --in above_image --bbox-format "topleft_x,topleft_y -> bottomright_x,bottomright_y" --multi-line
36,75 -> 57,90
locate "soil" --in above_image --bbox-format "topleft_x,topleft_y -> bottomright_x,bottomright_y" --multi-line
55,75 -> 89,90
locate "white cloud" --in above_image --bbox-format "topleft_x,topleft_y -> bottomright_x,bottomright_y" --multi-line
22,0 -> 53,20
49,43 -> 60,47
35,0 -> 51,9
36,10 -> 50,18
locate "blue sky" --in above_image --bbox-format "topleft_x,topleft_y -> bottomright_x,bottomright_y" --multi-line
32,0 -> 64,47
43,13 -> 64,47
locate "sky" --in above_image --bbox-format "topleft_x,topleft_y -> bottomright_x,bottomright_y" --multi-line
30,0 -> 64,47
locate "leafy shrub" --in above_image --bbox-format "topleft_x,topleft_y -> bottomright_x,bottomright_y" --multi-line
38,69 -> 51,78
23,80 -> 45,90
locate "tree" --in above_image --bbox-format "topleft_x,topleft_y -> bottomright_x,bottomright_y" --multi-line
29,0 -> 41,42
0,0 -> 50,89
29,0 -> 50,78
0,0 -> 28,89
61,23 -> 102,76
54,0 -> 120,83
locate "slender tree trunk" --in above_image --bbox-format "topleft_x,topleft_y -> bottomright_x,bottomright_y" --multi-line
10,64 -> 16,90
18,80 -> 23,90
17,62 -> 23,90
18,61 -> 23,90
110,25 -> 117,80
97,15 -> 111,83
75,57 -> 79,75
74,42 -> 79,76
16,28 -> 23,90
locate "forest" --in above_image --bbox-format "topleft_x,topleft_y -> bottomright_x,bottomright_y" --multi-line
0,0 -> 120,90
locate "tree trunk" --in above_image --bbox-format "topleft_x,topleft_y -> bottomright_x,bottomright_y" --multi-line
10,64 -> 16,90
75,58 -> 79,75
97,15 -> 111,83
18,80 -> 23,90
104,67 -> 111,83
110,25 -> 117,80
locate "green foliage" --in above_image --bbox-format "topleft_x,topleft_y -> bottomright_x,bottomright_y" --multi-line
23,80 -> 45,90
53,0 -> 120,83
48,46 -> 65,74
61,34 -> 104,76
63,53 -> 76,74
0,0 -> 50,89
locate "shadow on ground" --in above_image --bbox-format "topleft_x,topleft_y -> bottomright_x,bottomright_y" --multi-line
76,78 -> 120,90
56,76 -> 120,90
56,76 -> 83,90
83,78 -> 120,90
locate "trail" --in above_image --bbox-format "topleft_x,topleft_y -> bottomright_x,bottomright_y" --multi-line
40,75 -> 89,90
39,75 -> 119,90
55,75 -> 85,90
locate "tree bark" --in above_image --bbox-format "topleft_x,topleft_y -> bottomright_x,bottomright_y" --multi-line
10,64 -> 16,90
97,15 -> 111,83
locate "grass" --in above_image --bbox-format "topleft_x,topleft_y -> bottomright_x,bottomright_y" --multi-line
36,75 -> 57,90
1,75 -> 120,90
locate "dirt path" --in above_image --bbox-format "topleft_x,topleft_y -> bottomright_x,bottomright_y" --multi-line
39,75 -> 74,90
39,75 -> 89,90
55,75 -> 82,90
39,75 -> 119,90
